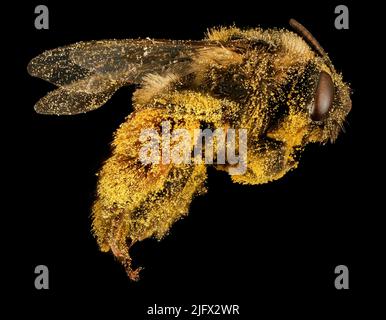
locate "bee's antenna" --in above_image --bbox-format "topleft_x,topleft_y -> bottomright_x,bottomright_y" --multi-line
289,19 -> 326,57
289,19 -> 334,70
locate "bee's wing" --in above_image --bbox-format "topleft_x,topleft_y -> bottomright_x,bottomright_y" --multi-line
27,39 -> 217,115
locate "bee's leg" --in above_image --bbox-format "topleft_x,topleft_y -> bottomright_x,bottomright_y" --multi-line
92,108 -> 207,280
102,212 -> 141,281
228,143 -> 291,185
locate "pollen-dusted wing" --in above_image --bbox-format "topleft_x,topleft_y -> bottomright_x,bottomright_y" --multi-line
27,39 -> 218,115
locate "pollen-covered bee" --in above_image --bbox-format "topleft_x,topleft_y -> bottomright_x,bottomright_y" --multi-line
28,19 -> 352,280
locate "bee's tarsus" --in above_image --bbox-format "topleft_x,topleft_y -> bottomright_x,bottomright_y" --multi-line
119,254 -> 142,281
125,264 -> 143,282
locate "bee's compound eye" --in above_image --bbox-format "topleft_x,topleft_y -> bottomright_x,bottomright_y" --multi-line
311,71 -> 334,121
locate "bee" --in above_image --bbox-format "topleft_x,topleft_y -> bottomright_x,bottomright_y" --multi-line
28,19 -> 352,280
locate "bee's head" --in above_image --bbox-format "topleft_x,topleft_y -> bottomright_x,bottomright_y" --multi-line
263,19 -> 351,148
207,20 -> 351,144
252,20 -> 352,182
288,19 -> 352,143
206,20 -> 352,183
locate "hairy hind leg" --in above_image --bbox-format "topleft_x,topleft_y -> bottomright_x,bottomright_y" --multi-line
92,108 -> 207,280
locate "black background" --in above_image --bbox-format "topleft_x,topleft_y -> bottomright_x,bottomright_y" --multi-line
6,0 -> 384,316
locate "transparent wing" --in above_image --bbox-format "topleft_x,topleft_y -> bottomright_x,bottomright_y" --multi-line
69,39 -> 214,79
27,39 -> 217,115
